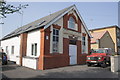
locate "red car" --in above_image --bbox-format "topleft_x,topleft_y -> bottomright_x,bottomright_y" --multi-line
86,48 -> 112,68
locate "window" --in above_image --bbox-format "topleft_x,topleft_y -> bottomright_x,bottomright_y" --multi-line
82,36 -> 86,53
53,28 -> 59,53
68,17 -> 75,29
11,46 -> 14,54
31,43 -> 37,56
82,37 -> 86,46
6,46 -> 8,54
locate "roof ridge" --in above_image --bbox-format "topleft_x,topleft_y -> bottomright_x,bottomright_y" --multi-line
89,25 -> 119,31
1,5 -> 75,40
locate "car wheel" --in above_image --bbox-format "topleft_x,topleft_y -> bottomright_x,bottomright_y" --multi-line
87,63 -> 91,67
101,61 -> 107,68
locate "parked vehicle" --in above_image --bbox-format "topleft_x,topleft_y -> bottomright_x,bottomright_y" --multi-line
86,48 -> 112,68
0,46 -> 2,52
0,52 -> 8,65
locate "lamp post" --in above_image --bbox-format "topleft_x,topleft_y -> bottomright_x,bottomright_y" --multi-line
0,16 -> 4,46
0,17 -> 4,38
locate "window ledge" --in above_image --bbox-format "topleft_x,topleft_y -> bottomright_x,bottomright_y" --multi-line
67,28 -> 78,32
23,56 -> 39,59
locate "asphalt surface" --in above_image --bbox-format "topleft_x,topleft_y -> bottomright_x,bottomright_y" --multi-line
1,61 -> 119,79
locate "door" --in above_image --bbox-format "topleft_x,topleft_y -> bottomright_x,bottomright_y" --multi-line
69,45 -> 77,65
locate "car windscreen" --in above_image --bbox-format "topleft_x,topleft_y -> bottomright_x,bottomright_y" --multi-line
92,49 -> 105,53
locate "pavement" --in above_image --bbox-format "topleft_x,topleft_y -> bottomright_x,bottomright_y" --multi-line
0,61 -> 119,79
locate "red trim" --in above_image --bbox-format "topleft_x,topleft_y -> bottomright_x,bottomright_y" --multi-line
68,13 -> 77,23
63,13 -> 68,29
88,36 -> 91,55
38,28 -> 45,70
63,13 -> 82,33
82,33 -> 86,36
19,33 -> 27,66
53,24 -> 61,30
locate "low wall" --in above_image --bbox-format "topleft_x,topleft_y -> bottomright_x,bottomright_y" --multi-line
8,55 -> 17,62
22,56 -> 38,70
111,55 -> 120,72
43,54 -> 69,69
118,56 -> 120,71
16,56 -> 20,65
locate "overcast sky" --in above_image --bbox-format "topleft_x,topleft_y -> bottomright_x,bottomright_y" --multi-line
0,2 -> 118,38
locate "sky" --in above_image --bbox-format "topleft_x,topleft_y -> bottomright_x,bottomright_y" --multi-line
0,2 -> 118,39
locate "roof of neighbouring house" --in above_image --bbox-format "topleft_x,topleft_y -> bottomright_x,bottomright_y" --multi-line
1,4 -> 91,40
91,31 -> 108,43
89,25 -> 119,31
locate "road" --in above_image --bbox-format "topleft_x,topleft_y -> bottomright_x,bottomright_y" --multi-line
1,62 -> 119,79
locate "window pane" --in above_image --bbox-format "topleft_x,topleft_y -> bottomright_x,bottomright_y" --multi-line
69,17 -> 75,29
69,17 -> 74,22
53,36 -> 55,41
35,44 -> 37,56
53,28 -> 59,53
53,42 -> 56,52
56,30 -> 59,35
11,46 -> 14,54
31,44 -> 34,55
56,37 -> 59,42
82,37 -> 85,40
84,42 -> 85,45
53,29 -> 56,35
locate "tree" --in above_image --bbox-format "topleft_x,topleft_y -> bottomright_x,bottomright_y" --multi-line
0,0 -> 28,18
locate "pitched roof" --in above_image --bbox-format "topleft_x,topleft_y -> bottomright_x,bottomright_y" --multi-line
91,31 -> 107,43
89,25 -> 119,31
2,4 -> 91,40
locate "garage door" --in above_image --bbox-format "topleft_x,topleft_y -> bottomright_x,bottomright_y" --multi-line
69,45 -> 77,65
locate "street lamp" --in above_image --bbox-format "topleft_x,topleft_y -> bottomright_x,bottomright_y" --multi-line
0,17 -> 4,40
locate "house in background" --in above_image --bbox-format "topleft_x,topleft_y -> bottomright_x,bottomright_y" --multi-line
90,31 -> 115,52
89,25 -> 120,55
0,5 -> 91,70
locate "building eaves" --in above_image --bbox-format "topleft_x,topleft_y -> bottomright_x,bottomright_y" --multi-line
89,25 -> 119,31
1,5 -> 74,40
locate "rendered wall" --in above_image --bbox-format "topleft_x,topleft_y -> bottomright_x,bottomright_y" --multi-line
90,27 -> 117,53
100,32 -> 115,52
1,36 -> 20,62
26,29 -> 41,57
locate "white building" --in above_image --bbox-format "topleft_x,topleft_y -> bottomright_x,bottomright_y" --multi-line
1,5 -> 91,70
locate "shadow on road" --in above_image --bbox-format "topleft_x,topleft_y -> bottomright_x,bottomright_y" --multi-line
29,70 -> 118,78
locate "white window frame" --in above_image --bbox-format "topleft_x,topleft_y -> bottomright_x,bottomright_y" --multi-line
52,28 -> 59,53
68,17 -> 76,30
82,36 -> 86,53
31,43 -> 37,56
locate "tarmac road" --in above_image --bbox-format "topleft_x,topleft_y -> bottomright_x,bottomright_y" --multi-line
1,61 -> 119,79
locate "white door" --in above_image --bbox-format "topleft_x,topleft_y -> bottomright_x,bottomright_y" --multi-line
69,45 -> 77,65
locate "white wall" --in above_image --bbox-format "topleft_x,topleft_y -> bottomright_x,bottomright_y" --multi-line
26,29 -> 41,57
1,36 -> 20,62
22,57 -> 38,69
